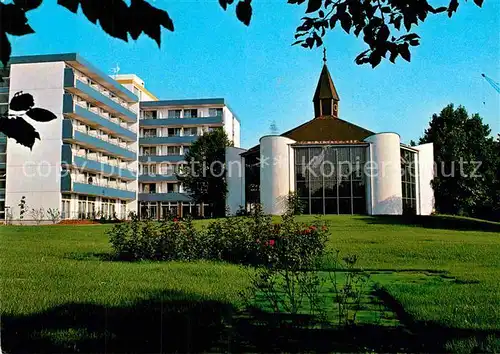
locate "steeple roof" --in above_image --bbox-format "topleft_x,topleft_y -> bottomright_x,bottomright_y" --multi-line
313,63 -> 340,101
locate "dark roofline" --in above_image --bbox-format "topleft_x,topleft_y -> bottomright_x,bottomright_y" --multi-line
10,53 -> 138,102
241,116 -> 375,157
141,98 -> 226,107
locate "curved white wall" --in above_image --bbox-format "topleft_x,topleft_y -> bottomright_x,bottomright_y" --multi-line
364,133 -> 403,215
260,136 -> 296,215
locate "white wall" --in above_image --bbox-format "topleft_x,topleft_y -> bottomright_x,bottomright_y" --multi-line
225,147 -> 246,215
6,62 -> 65,219
260,136 -> 296,215
415,143 -> 434,215
364,133 -> 403,215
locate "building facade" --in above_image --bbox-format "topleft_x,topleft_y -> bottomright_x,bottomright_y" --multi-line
0,53 -> 240,222
227,59 -> 435,216
137,99 -> 240,219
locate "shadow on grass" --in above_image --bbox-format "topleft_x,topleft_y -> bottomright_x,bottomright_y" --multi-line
359,215 -> 500,232
3,289 -> 500,353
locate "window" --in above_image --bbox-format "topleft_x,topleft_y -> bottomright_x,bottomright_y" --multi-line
143,183 -> 156,193
401,148 -> 417,214
168,128 -> 181,136
160,164 -> 175,175
142,147 -> 156,156
208,108 -> 223,117
294,146 -> 367,215
167,146 -> 181,155
143,110 -> 157,119
168,110 -> 181,118
61,199 -> 71,219
167,183 -> 175,193
183,109 -> 198,118
183,127 -> 197,136
183,147 -> 190,155
142,164 -> 157,175
143,128 -> 157,137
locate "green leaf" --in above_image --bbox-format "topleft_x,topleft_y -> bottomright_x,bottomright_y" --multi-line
306,0 -> 322,14
0,116 -> 40,150
1,4 -> 35,35
236,0 -> 252,26
9,92 -> 35,111
26,107 -> 58,122
13,0 -> 43,11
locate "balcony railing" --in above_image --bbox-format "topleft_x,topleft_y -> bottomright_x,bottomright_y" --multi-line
63,120 -> 136,161
64,68 -> 138,122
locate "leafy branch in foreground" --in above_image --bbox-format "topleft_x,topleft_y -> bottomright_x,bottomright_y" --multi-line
0,0 -> 486,70
0,92 -> 57,149
290,0 -> 484,67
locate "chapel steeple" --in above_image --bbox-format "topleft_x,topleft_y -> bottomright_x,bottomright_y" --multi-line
313,49 -> 340,118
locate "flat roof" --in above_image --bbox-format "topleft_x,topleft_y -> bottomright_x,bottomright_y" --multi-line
10,53 -> 138,103
141,98 -> 226,107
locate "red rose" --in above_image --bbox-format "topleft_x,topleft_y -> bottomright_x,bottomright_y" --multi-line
269,240 -> 275,246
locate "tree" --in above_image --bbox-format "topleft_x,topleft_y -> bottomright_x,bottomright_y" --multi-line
177,129 -> 233,218
419,104 -> 499,219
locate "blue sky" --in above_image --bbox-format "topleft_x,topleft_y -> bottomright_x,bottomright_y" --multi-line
11,0 -> 500,148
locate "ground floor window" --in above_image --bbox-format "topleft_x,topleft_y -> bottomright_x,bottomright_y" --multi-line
121,201 -> 127,219
294,145 -> 367,215
61,199 -> 70,219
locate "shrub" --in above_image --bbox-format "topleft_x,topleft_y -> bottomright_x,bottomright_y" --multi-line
46,208 -> 61,224
30,207 -> 45,225
107,203 -> 327,266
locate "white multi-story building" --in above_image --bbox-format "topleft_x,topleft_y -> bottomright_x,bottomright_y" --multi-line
2,54 -> 139,220
136,99 -> 240,218
0,53 -> 240,221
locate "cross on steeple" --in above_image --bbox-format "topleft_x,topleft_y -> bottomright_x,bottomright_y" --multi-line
313,51 -> 340,119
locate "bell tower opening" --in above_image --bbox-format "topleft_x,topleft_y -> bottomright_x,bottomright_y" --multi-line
313,49 -> 340,119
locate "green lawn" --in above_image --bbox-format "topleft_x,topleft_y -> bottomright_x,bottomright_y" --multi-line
1,215 -> 499,353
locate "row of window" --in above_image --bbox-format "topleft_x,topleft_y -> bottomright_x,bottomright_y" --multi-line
71,66 -> 135,112
141,182 -> 180,194
139,202 -> 205,219
70,171 -> 131,190
141,145 -> 189,156
141,163 -> 186,175
142,108 -> 222,119
72,144 -> 131,168
73,94 -> 133,131
140,126 -> 218,138
70,119 -> 135,152
62,195 -> 127,219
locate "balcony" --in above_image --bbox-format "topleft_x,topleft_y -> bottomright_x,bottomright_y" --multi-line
61,174 -> 136,200
140,116 -> 223,127
62,120 -> 136,161
139,155 -> 185,163
64,68 -> 137,122
61,144 -> 136,180
138,192 -> 193,202
63,94 -> 136,141
138,174 -> 178,182
139,135 -> 197,145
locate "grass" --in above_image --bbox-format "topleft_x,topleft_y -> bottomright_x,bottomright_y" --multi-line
1,215 -> 499,352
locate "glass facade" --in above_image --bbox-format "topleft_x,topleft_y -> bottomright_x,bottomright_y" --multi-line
294,145 -> 367,214
401,148 -> 417,214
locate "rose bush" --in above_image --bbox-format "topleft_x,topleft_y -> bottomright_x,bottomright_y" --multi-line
108,206 -> 328,265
